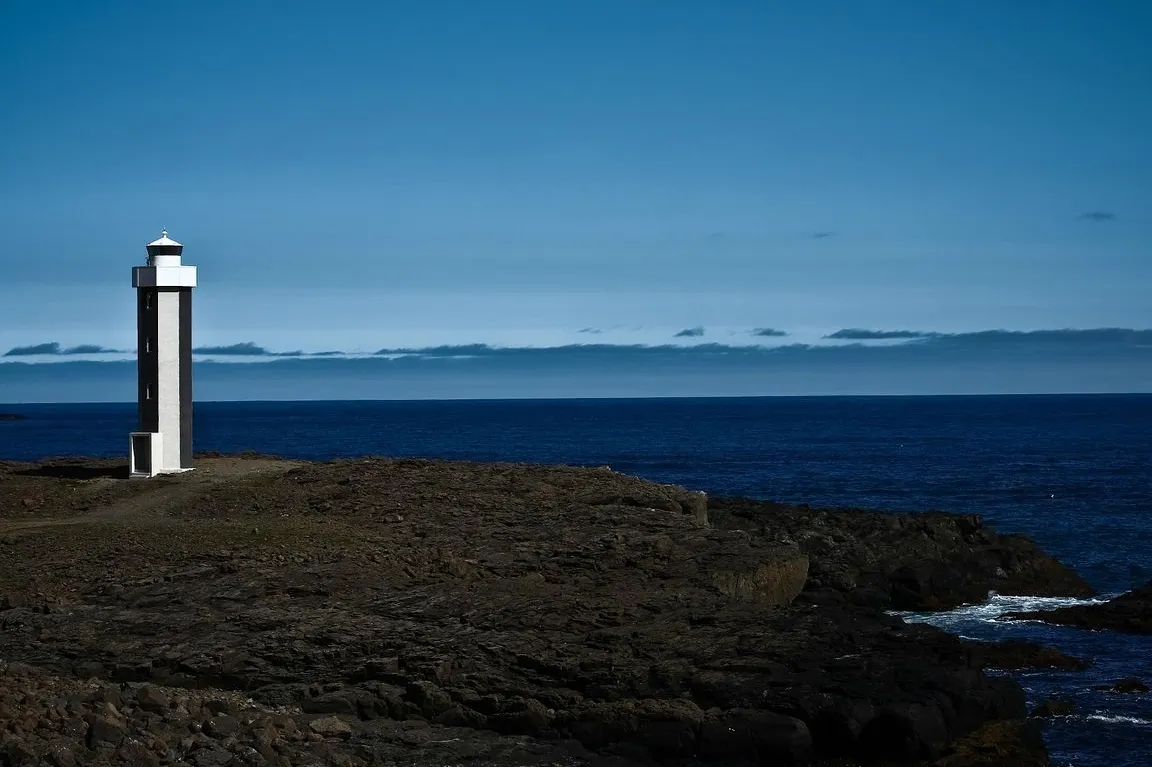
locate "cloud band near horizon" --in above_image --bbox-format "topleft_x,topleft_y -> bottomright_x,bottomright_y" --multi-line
4,328 -> 1152,362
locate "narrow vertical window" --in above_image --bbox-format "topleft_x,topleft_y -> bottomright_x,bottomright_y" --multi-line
145,337 -> 153,354
145,292 -> 153,310
145,384 -> 154,400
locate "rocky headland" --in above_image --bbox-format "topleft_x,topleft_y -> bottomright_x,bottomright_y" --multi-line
0,455 -> 1097,766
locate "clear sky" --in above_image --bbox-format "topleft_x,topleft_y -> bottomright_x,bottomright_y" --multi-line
1,0 -> 1150,355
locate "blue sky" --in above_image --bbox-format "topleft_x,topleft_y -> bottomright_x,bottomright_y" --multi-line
1,1 -> 1150,379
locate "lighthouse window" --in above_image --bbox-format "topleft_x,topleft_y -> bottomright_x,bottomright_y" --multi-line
145,384 -> 153,400
145,337 -> 153,353
145,292 -> 153,310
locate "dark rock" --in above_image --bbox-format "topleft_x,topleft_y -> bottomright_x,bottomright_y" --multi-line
116,739 -> 161,767
967,639 -> 1091,671
404,681 -> 454,718
698,708 -> 812,765
1031,699 -> 1074,717
1,738 -> 37,766
630,699 -> 703,758
201,698 -> 237,716
0,413 -> 27,420
931,719 -> 1048,766
190,748 -> 233,766
1005,579 -> 1152,634
434,705 -> 487,728
1096,677 -> 1149,694
859,702 -> 950,760
85,714 -> 126,747
72,661 -> 105,679
301,689 -> 360,715
309,715 -> 353,738
43,744 -> 77,767
204,714 -> 239,737
136,684 -> 170,713
488,698 -> 552,736
711,498 -> 1095,610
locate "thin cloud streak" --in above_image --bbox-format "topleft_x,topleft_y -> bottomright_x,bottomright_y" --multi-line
3,342 -> 125,357
825,329 -> 938,340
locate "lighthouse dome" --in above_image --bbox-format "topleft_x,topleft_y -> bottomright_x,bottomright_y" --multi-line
147,231 -> 182,248
146,230 -> 183,265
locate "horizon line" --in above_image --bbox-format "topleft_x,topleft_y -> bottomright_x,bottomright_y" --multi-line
4,391 -> 1152,408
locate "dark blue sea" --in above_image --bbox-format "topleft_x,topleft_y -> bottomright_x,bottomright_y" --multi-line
3,394 -> 1150,766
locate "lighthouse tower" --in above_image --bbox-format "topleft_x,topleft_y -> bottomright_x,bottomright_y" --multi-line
128,231 -> 197,477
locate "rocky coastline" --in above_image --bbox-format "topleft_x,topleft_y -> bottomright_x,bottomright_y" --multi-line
0,455 -> 1099,766
1004,579 -> 1152,635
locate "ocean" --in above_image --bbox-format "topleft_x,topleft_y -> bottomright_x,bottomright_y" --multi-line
2,393 -> 1150,765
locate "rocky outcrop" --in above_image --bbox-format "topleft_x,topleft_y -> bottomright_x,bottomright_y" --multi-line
964,639 -> 1090,671
1095,678 -> 1149,694
0,664 -> 614,767
0,456 -> 1091,765
1004,579 -> 1152,634
709,500 -> 1095,610
1031,699 -> 1075,717
0,413 -> 26,421
929,719 -> 1049,767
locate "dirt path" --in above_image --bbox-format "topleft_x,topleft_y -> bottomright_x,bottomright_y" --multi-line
0,458 -> 304,536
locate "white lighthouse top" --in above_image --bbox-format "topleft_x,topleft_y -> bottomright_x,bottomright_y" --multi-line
147,230 -> 182,248
137,230 -> 194,282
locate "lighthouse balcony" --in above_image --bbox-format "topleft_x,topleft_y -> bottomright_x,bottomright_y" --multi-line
132,265 -> 197,288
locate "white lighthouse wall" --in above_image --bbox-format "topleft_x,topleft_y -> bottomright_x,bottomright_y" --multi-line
155,290 -> 184,470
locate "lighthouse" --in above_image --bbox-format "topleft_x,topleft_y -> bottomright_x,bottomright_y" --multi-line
128,231 -> 197,477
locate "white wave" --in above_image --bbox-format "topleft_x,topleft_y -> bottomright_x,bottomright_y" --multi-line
891,592 -> 1108,627
1083,714 -> 1152,726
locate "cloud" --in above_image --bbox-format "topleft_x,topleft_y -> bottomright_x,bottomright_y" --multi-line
370,342 -> 804,359
577,327 -> 603,335
810,231 -> 833,239
4,342 -> 63,356
376,343 -> 494,356
63,344 -> 124,354
193,342 -> 272,356
8,329 -> 1150,368
7,331 -> 1150,401
825,329 -> 938,340
3,342 -> 128,356
1079,211 -> 1116,222
926,328 -> 1151,348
